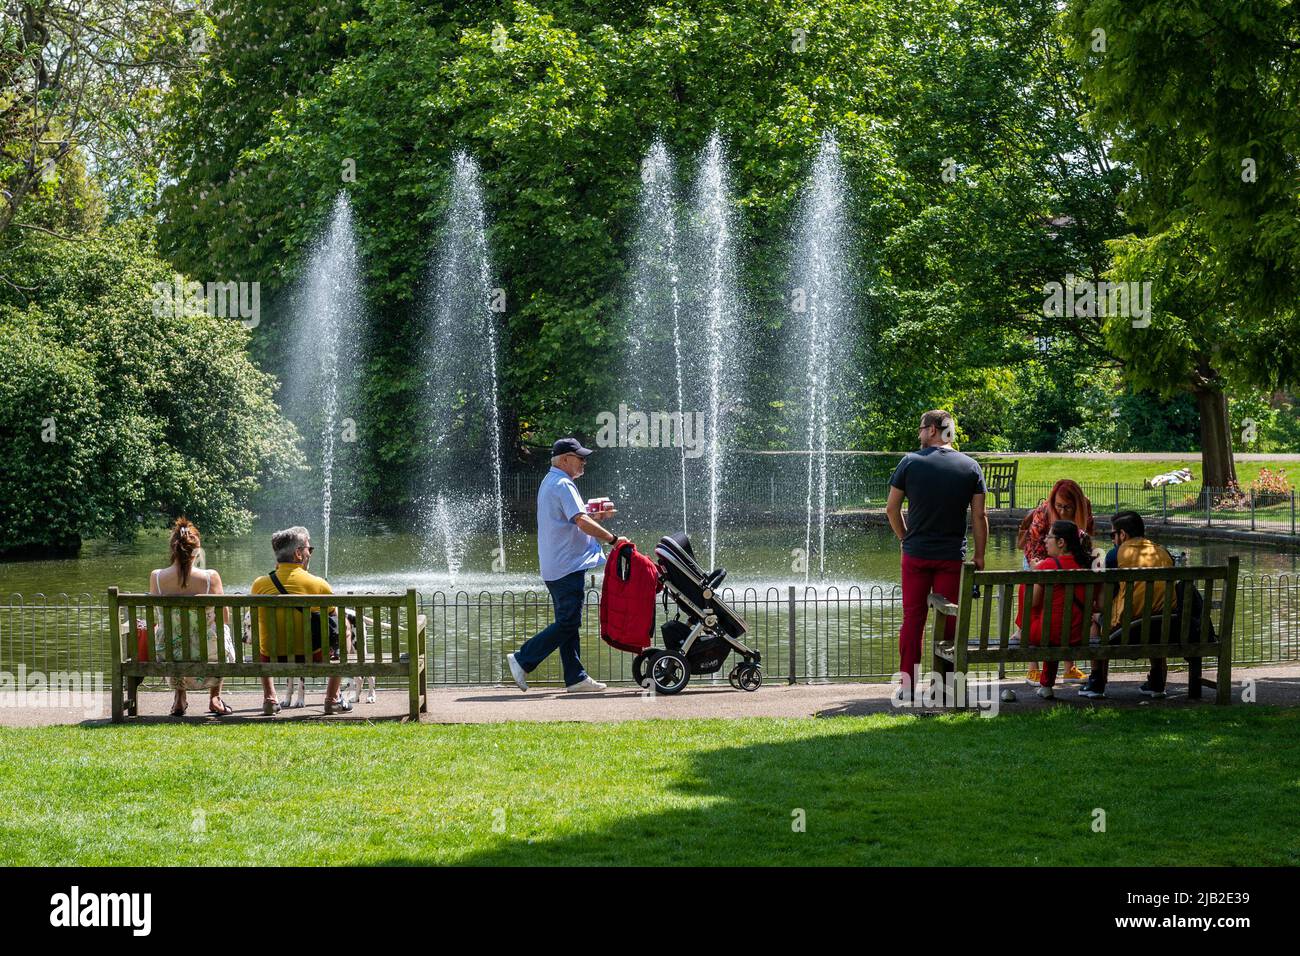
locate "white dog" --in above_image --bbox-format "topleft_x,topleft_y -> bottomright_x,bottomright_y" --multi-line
343,674 -> 376,704
344,610 -> 375,703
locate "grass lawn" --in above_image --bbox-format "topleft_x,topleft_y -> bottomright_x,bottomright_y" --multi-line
849,453 -> 1294,491
1,707 -> 1298,866
976,455 -> 1291,490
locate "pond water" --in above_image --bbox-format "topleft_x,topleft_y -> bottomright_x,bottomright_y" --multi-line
2,519 -> 1298,686
2,519 -> 1296,600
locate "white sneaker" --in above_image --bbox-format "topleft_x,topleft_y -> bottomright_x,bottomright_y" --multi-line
506,653 -> 528,692
1036,685 -> 1054,700
566,676 -> 607,693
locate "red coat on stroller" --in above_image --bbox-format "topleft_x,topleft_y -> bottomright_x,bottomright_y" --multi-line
599,539 -> 661,652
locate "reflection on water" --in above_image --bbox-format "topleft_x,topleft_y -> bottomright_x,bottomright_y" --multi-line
1,521 -> 1297,599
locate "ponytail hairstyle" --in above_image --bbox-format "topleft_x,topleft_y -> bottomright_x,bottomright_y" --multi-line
1049,519 -> 1092,569
170,517 -> 201,587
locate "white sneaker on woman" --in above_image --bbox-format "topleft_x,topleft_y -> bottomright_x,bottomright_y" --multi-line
566,676 -> 607,693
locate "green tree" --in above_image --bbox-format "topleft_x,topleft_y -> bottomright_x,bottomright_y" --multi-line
1065,0 -> 1300,485
0,220 -> 302,554
0,1 -> 202,239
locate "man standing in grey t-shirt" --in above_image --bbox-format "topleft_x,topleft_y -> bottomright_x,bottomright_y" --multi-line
885,409 -> 988,696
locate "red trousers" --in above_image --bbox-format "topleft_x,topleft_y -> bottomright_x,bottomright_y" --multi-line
899,554 -> 963,688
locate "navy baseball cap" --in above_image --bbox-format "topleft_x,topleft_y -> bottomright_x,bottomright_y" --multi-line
551,437 -> 593,458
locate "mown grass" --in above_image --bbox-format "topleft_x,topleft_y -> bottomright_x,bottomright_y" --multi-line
977,456 -> 1286,490
851,454 -> 1292,492
1,707 -> 1298,866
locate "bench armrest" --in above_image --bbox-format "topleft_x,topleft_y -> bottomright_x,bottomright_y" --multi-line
927,593 -> 958,616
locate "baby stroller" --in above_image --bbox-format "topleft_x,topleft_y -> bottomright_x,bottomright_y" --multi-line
632,532 -> 762,695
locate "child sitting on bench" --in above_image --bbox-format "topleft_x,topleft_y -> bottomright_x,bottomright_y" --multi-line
1011,519 -> 1095,699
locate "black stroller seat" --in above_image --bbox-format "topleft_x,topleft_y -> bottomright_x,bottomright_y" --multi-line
639,532 -> 761,695
655,533 -> 747,640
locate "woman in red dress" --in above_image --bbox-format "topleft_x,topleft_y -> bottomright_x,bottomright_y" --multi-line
1014,519 -> 1095,699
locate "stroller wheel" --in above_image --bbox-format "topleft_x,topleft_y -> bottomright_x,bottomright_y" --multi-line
727,665 -> 743,690
632,649 -> 661,688
736,663 -> 762,692
649,650 -> 691,695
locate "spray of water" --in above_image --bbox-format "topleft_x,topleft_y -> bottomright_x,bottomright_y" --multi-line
690,131 -> 744,570
791,132 -> 854,588
285,192 -> 364,578
625,139 -> 689,533
421,151 -> 507,580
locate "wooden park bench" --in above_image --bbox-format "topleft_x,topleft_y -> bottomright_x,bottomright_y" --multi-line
107,588 -> 427,721
927,557 -> 1239,706
980,461 -> 1019,509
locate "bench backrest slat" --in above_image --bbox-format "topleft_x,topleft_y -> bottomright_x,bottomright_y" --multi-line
337,602 -> 349,666
1158,583 -> 1175,644
122,602 -> 135,658
248,606 -> 260,662
264,601 -> 280,658
217,604 -> 229,665
1040,581 -> 1054,649
1058,581 -> 1073,649
389,604 -> 400,661
979,586 -> 993,651
145,603 -> 156,660
355,604 -> 367,664
182,604 -> 196,662
1118,580 -> 1136,643
1082,580 -> 1096,642
1138,581 -> 1156,645
1098,579 -> 1116,640
161,604 -> 175,660
997,583 -> 1013,650
1200,577 -> 1214,644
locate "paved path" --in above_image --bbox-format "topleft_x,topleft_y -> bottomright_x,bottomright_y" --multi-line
2,663 -> 1297,726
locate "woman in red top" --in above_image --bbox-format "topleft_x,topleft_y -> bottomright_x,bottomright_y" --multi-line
1015,519 -> 1094,698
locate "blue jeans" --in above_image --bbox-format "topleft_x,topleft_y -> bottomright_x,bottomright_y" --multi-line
514,569 -> 588,686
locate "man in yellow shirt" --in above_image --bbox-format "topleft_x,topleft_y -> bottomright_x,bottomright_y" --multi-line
1080,511 -> 1177,700
250,526 -> 350,715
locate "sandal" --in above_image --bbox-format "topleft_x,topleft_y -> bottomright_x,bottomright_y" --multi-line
208,697 -> 233,716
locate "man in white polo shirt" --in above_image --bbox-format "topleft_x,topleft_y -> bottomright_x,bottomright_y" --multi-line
506,438 -> 618,693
